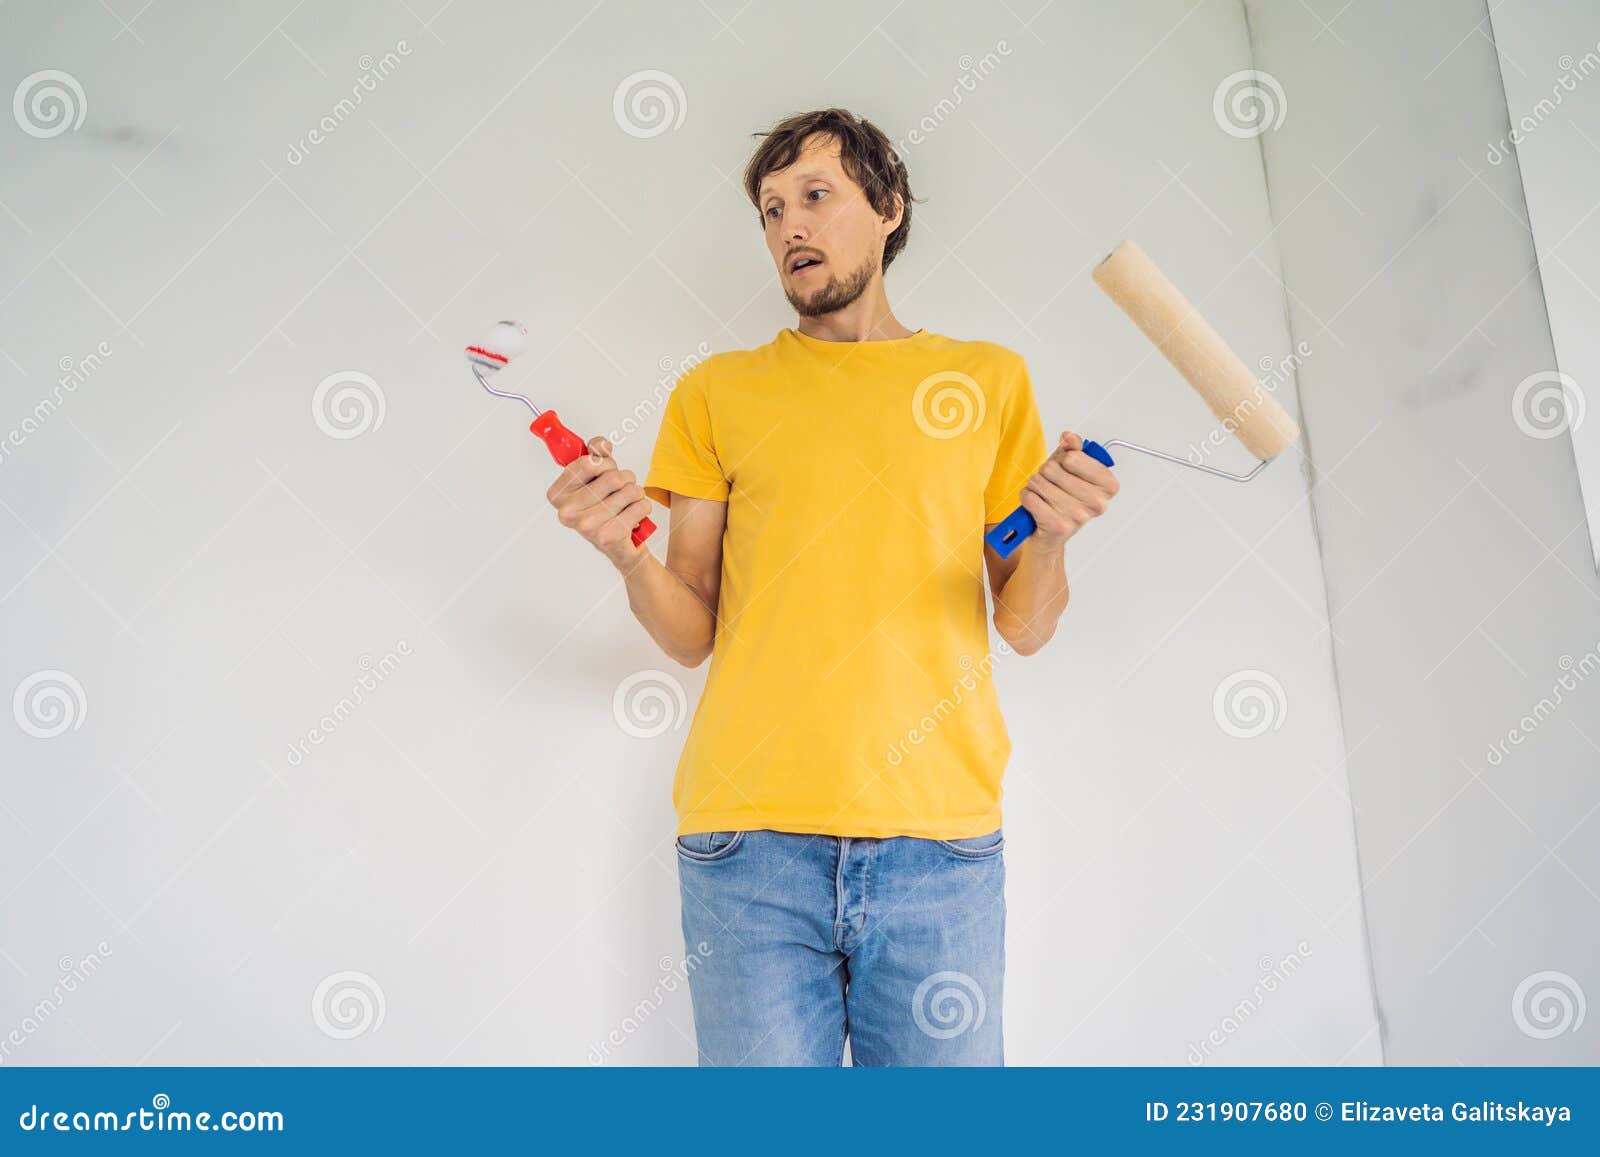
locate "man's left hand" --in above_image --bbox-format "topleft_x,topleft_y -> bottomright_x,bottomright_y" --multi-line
1017,429 -> 1119,550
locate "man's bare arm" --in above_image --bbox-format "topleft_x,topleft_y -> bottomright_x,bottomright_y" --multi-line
546,436 -> 725,667
984,532 -> 1069,657
622,495 -> 724,666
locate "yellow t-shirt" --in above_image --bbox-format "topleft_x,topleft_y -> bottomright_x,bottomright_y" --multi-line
644,327 -> 1047,839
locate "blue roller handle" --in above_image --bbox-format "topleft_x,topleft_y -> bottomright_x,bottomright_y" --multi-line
984,440 -> 1115,559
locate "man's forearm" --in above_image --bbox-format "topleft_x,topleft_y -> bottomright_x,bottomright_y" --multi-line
991,537 -> 1069,655
619,551 -> 719,666
987,428 -> 1118,653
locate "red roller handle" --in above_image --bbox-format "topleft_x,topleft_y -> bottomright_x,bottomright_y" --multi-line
530,410 -> 656,547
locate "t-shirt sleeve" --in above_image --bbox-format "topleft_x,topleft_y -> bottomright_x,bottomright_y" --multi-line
983,354 -> 1050,524
644,362 -> 729,507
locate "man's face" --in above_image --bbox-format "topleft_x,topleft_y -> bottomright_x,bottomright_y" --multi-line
758,133 -> 900,318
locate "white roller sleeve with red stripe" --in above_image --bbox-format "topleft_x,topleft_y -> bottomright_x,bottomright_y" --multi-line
464,320 -> 529,373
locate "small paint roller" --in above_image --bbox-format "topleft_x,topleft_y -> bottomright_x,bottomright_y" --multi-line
466,320 -> 656,548
986,240 -> 1302,559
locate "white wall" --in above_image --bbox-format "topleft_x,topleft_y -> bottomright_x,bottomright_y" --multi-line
0,0 -> 1374,1065
1489,0 -> 1600,571
1246,0 -> 1600,1062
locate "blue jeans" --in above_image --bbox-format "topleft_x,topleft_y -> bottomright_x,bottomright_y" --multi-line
675,828 -> 1005,1066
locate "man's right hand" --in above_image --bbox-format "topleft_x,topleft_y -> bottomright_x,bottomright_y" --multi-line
546,435 -> 655,571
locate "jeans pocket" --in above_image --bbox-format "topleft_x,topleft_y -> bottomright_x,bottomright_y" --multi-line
935,828 -> 1004,859
675,830 -> 747,862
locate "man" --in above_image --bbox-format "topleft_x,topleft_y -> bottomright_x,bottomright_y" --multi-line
546,108 -> 1118,1065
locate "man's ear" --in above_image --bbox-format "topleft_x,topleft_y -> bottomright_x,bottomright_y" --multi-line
882,192 -> 905,236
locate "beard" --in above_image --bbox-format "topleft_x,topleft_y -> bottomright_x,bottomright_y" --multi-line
784,254 -> 878,318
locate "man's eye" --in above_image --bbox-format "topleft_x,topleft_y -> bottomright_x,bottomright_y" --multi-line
808,188 -> 827,201
765,205 -> 781,220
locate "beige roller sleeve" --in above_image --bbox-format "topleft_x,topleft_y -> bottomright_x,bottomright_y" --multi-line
1092,240 -> 1300,461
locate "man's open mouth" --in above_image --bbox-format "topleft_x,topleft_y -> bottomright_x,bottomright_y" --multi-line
789,253 -> 825,275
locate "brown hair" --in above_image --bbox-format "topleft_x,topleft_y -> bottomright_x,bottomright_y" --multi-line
742,108 -> 916,272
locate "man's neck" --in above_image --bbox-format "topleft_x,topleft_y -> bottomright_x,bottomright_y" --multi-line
796,286 -> 915,343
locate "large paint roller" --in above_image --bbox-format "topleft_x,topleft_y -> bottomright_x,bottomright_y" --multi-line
985,239 -> 1302,558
